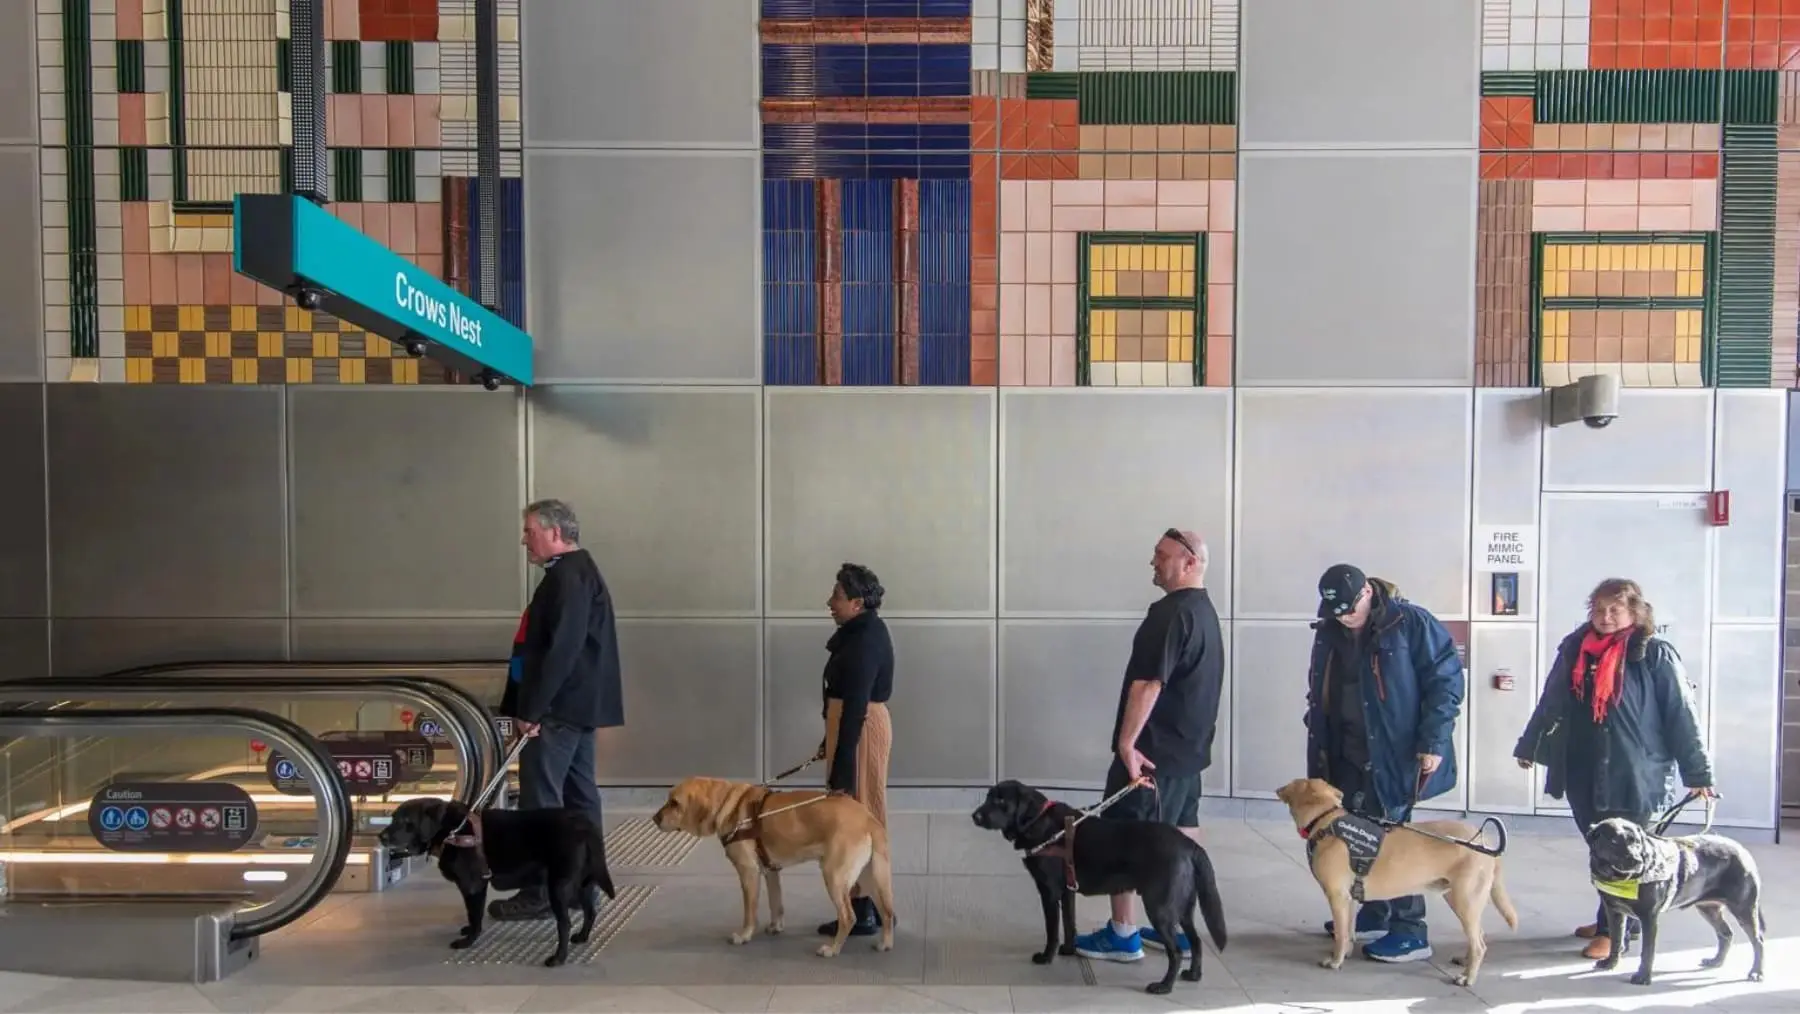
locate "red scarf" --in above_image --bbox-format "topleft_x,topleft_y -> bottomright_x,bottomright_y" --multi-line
1572,628 -> 1630,723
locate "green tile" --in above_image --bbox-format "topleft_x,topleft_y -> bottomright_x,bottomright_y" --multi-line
1077,232 -> 1207,386
1025,72 -> 1077,100
1723,70 -> 1778,125
1481,71 -> 1535,98
64,0 -> 98,360
1715,125 -> 1777,387
331,39 -> 361,94
1534,69 -> 1721,124
116,39 -> 145,94
167,0 -> 187,202
1076,71 -> 1235,126
387,148 -> 415,203
119,147 -> 149,202
280,148 -> 294,194
332,148 -> 363,202
385,41 -> 414,95
277,38 -> 291,94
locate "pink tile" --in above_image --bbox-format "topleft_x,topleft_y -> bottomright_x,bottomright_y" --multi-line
1585,180 -> 1639,206
999,233 -> 1026,283
115,0 -> 143,39
1157,181 -> 1210,206
1051,179 -> 1105,206
121,202 -> 149,254
335,203 -> 364,230
122,254 -> 150,304
1583,204 -> 1640,230
328,94 -> 360,147
1024,335 -> 1052,386
363,202 -> 390,245
1156,205 -> 1208,231
1636,179 -> 1692,205
1051,232 -> 1078,284
1050,283 -> 1077,337
1204,335 -> 1232,386
999,283 -> 1025,334
116,93 -> 146,146
1690,179 -> 1719,229
1207,284 -> 1233,336
326,0 -> 359,39
1052,204 -> 1105,231
416,254 -> 444,279
389,204 -> 417,254
360,95 -> 389,147
175,254 -> 203,304
1050,335 -> 1077,386
1207,232 -> 1234,285
258,281 -> 284,306
230,269 -> 261,304
1023,232 -> 1052,284
1532,205 -> 1587,231
416,204 -> 443,256
149,253 -> 176,302
1025,180 -> 1053,231
1104,205 -> 1158,230
999,332 -> 1026,385
1207,181 -> 1236,224
388,96 -> 417,148
1533,179 -> 1586,206
999,180 -> 1027,232
1105,180 -> 1159,206
413,96 -> 442,148
1636,204 -> 1691,230
1024,283 -> 1051,336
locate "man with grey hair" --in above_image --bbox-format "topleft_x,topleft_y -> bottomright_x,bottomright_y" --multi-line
1073,528 -> 1225,965
490,498 -> 624,921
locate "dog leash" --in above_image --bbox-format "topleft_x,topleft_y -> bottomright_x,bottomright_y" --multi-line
441,734 -> 533,847
1355,761 -> 1508,858
1652,790 -> 1717,836
1026,776 -> 1154,857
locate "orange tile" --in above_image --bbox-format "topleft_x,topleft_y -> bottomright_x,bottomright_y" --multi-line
175,253 -> 203,303
1644,16 -> 1673,42
972,256 -> 998,285
202,253 -> 231,303
1050,100 -> 1078,126
1027,154 -> 1052,178
1693,152 -> 1720,176
121,201 -> 149,254
230,269 -> 261,304
970,358 -> 997,386
1587,153 -> 1616,178
416,203 -> 443,255
1480,154 -> 1505,179
1051,153 -> 1078,179
1000,153 -> 1029,179
1614,153 -> 1641,177
1481,124 -> 1505,149
1639,152 -> 1669,177
149,252 -> 176,302
123,254 -> 149,304
364,203 -> 390,245
1667,152 -> 1695,177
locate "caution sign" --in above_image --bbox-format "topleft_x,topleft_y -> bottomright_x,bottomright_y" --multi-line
267,738 -> 401,796
89,782 -> 258,853
409,711 -> 452,748
321,730 -> 436,784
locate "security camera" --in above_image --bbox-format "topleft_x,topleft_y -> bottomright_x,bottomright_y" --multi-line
404,338 -> 428,358
289,285 -> 324,311
477,370 -> 502,392
1546,373 -> 1622,429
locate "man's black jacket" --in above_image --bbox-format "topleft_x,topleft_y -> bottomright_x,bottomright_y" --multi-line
502,548 -> 624,730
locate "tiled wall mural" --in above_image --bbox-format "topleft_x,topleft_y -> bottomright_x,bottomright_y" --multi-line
39,0 -> 524,384
35,0 -> 1800,389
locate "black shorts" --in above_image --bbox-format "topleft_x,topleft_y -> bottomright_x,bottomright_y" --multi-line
1102,757 -> 1201,828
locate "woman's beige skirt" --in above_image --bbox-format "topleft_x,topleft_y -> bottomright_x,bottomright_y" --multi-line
824,699 -> 891,827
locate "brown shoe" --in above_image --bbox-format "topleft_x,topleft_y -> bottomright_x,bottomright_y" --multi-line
1574,923 -> 1601,939
1582,936 -> 1613,961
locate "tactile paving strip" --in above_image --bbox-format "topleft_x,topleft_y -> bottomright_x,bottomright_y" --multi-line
442,884 -> 656,966
606,817 -> 701,867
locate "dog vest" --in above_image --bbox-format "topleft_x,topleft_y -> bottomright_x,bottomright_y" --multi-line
1302,811 -> 1388,904
1031,814 -> 1082,893
1591,836 -> 1692,906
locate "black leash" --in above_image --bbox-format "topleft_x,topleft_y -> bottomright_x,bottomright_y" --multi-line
1367,760 -> 1510,858
1651,790 -> 1717,836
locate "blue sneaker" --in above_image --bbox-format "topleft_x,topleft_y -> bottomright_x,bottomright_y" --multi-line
1324,907 -> 1389,943
1140,926 -> 1192,956
1363,932 -> 1432,963
1072,924 -> 1144,963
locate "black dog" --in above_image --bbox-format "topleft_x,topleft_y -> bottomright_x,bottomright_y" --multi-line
1586,817 -> 1765,985
971,779 -> 1227,995
380,797 -> 617,967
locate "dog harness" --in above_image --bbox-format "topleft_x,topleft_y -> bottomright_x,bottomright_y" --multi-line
1591,835 -> 1693,906
1301,810 -> 1389,904
719,790 -> 843,872
1028,802 -> 1082,892
433,811 -> 491,878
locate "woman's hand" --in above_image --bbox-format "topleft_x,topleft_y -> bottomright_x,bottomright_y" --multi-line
1694,785 -> 1719,799
1515,757 -> 1532,770
813,741 -> 827,763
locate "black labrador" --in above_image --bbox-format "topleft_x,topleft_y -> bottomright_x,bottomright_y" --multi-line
380,797 -> 617,967
971,779 -> 1228,995
1586,816 -> 1765,985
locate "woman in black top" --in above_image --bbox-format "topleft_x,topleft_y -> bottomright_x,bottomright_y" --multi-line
815,562 -> 895,938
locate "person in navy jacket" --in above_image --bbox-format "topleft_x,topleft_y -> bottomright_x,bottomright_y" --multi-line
1304,564 -> 1466,965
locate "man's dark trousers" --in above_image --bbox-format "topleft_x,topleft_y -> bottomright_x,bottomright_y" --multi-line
505,718 -> 603,908
1331,764 -> 1426,942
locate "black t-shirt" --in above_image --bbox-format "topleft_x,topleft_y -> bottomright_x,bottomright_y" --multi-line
1329,628 -> 1371,772
1109,587 -> 1226,777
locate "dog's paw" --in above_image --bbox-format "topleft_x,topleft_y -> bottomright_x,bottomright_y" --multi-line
815,944 -> 841,958
1747,969 -> 1765,983
1451,973 -> 1472,988
449,936 -> 476,950
1032,952 -> 1054,965
543,954 -> 567,969
1144,981 -> 1173,996
1628,971 -> 1653,986
571,930 -> 593,945
729,930 -> 754,946
1180,969 -> 1202,983
1319,955 -> 1344,970
1058,943 -> 1076,957
1700,955 -> 1726,969
764,920 -> 784,935
1593,958 -> 1619,972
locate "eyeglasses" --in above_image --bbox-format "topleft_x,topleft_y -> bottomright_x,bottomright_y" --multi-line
1163,528 -> 1198,557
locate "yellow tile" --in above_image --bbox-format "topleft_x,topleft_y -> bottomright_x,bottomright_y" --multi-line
151,331 -> 177,357
286,305 -> 312,331
177,305 -> 204,330
393,357 -> 419,384
230,305 -> 255,331
364,338 -> 391,357
205,331 -> 230,357
125,357 -> 150,383
338,358 -> 365,384
232,358 -> 258,384
179,358 -> 205,384
258,331 -> 282,357
287,357 -> 312,383
312,333 -> 338,358
124,305 -> 150,330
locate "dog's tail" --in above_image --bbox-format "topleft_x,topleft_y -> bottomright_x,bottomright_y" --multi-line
1191,846 -> 1228,953
1490,865 -> 1519,931
586,819 -> 618,900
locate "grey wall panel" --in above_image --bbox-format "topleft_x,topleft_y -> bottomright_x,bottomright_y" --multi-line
1466,623 -> 1538,814
47,386 -> 287,618
525,152 -> 758,383
0,383 -> 45,617
1709,625 -> 1780,828
0,618 -> 48,679
766,619 -> 995,786
1000,391 -> 1232,617
0,0 -> 35,143
766,391 -> 995,616
1230,621 -> 1312,798
528,387 -> 760,615
1240,0 -> 1478,148
1000,620 -> 1134,788
290,618 -> 521,661
1236,153 -> 1476,386
50,618 -> 288,678
594,619 -> 760,784
0,148 -> 41,380
1472,389 -> 1544,622
1712,391 -> 1786,622
1788,392 -> 1800,487
1543,391 -> 1713,491
1235,389 -> 1472,618
522,0 -> 756,148
288,389 -> 523,617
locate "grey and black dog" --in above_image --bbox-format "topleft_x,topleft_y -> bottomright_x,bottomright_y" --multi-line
1586,816 -> 1765,986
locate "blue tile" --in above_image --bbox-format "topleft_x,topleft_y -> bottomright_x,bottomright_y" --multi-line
763,179 -> 820,385
918,178 -> 970,385
761,44 -> 818,100
841,179 -> 897,384
762,1 -> 973,18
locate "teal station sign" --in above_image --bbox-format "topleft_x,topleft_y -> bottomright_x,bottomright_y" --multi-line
232,194 -> 533,387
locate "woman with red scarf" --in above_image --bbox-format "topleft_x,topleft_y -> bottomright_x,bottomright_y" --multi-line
1513,578 -> 1716,963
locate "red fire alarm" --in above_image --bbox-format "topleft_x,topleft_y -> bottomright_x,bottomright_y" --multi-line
1707,490 -> 1731,527
1492,669 -> 1516,692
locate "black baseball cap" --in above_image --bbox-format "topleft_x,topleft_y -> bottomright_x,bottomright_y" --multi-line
1318,564 -> 1368,617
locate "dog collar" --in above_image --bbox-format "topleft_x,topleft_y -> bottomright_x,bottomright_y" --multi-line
1300,811 -> 1334,841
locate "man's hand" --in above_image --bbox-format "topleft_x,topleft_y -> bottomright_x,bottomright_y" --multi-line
1515,757 -> 1532,770
1118,745 -> 1156,783
813,741 -> 828,763
1417,753 -> 1442,776
1694,785 -> 1719,799
517,721 -> 541,739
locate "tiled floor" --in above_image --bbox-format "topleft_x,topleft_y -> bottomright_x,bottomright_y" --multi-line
4,812 -> 1799,1012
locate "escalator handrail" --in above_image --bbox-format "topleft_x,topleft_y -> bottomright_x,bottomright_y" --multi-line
0,706 -> 352,940
1,677 -> 484,806
57,661 -> 508,789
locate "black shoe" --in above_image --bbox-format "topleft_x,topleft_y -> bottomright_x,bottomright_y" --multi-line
817,897 -> 881,937
488,892 -> 550,922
